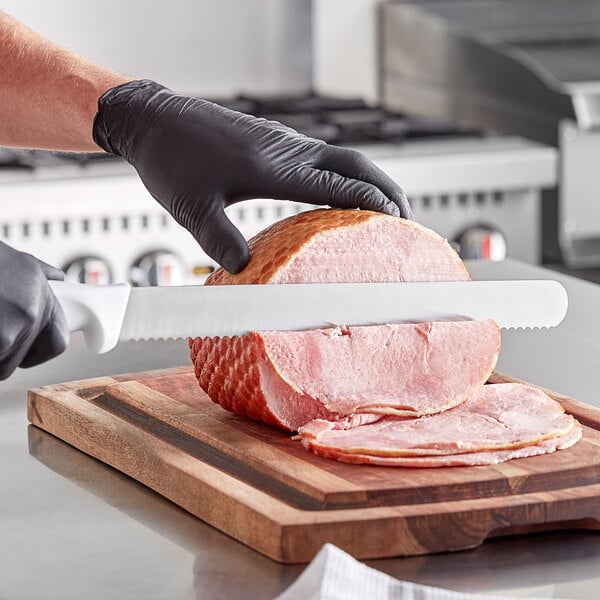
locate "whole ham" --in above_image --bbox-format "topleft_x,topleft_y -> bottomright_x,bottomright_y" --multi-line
189,208 -> 581,466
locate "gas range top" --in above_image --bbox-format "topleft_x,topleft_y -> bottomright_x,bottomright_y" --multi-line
0,93 -> 556,287
0,147 -> 121,170
211,93 -> 482,146
0,93 -> 483,175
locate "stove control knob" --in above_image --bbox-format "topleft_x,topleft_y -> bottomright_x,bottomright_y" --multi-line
456,226 -> 507,261
63,256 -> 113,285
130,250 -> 185,286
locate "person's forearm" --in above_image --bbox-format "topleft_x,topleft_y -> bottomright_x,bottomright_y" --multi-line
0,11 -> 132,151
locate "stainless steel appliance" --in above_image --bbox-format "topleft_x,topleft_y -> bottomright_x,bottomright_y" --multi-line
0,96 -> 555,285
0,1 -> 559,284
381,0 -> 600,268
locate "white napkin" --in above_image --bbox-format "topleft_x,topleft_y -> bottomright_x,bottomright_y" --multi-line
275,544 -> 562,600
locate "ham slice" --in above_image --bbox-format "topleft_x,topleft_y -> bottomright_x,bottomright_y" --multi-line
297,383 -> 579,465
299,423 -> 583,467
190,320 -> 500,431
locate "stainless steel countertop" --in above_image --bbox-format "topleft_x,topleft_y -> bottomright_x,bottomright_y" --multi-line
1,259 -> 599,600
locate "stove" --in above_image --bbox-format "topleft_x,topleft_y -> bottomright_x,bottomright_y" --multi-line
0,94 -> 556,285
381,0 -> 600,270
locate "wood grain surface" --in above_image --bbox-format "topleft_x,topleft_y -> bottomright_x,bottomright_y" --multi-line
27,366 -> 600,563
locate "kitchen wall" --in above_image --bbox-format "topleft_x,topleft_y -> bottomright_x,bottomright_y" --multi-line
0,0 -> 312,97
313,0 -> 381,104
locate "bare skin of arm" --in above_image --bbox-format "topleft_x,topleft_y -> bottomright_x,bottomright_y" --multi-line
0,11 -> 131,151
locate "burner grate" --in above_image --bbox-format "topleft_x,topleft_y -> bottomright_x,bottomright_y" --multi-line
213,93 -> 482,146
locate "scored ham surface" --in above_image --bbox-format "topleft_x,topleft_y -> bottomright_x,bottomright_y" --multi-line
190,319 -> 500,431
297,383 -> 577,459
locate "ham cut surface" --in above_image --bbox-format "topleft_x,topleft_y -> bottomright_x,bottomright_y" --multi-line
206,209 -> 470,285
190,319 -> 500,431
191,209 -> 479,431
297,383 -> 580,466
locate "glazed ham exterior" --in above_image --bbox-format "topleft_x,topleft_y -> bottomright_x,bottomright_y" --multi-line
297,383 -> 577,460
190,319 -> 500,431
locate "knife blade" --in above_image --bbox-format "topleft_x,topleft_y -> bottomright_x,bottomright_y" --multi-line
48,279 -> 568,354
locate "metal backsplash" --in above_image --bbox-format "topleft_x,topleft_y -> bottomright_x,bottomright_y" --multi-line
379,0 -> 600,268
1,0 -> 312,97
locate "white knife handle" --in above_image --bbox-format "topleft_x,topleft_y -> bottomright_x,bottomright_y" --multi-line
48,281 -> 131,354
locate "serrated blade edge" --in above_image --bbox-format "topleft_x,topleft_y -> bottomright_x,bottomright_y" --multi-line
118,280 -> 568,341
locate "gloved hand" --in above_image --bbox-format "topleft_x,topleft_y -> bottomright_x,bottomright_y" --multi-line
93,79 -> 413,274
0,241 -> 69,380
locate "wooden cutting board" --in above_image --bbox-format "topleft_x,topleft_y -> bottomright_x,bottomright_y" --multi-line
27,367 -> 600,563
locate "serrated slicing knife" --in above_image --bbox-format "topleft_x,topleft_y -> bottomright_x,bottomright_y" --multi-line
48,279 -> 568,354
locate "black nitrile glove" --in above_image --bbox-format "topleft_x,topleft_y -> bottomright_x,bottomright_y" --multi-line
0,241 -> 68,380
93,79 -> 413,274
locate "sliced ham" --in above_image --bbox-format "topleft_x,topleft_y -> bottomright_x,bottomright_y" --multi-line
301,424 -> 583,467
297,383 -> 578,464
190,319 -> 500,431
